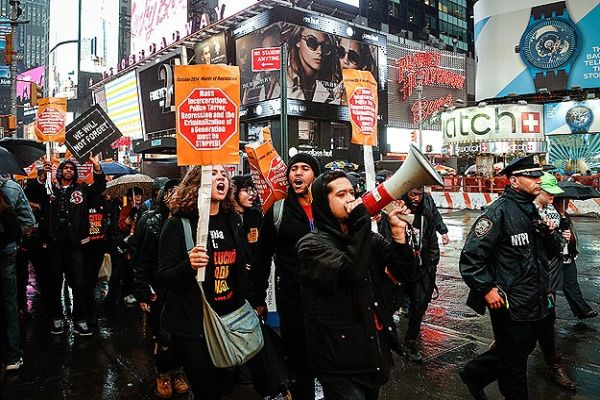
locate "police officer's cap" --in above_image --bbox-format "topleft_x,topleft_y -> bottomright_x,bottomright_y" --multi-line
499,155 -> 544,177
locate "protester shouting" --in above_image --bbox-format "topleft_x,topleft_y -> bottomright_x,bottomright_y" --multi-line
297,170 -> 415,399
157,165 -> 255,400
253,153 -> 320,400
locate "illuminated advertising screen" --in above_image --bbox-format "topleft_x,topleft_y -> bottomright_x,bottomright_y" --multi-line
130,0 -> 188,54
544,99 -> 600,134
442,104 -> 546,145
193,33 -> 227,65
387,42 -> 466,131
137,52 -> 181,138
105,71 -> 143,139
17,66 -> 45,103
474,0 -> 600,100
236,22 -> 378,107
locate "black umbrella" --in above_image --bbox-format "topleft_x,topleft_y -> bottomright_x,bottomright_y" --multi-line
99,161 -> 137,177
556,181 -> 600,200
0,138 -> 45,167
0,147 -> 26,175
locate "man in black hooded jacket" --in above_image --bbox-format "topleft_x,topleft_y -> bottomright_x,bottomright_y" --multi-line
253,153 -> 320,400
34,155 -> 106,335
297,170 -> 415,400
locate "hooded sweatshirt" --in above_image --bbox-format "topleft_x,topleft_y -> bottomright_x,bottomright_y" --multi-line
296,173 -> 416,385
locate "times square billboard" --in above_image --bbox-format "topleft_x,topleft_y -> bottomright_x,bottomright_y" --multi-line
232,6 -> 387,121
474,0 -> 600,100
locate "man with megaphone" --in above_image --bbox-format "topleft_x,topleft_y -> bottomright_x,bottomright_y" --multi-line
297,170 -> 416,399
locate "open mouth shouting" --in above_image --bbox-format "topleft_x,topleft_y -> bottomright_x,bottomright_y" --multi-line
216,182 -> 226,194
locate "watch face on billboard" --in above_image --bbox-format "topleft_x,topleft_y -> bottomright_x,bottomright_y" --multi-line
544,99 -> 600,135
474,0 -> 600,100
235,22 -> 378,107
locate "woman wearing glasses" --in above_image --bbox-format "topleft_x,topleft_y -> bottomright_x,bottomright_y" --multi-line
232,175 -> 263,261
337,37 -> 376,74
285,26 -> 337,102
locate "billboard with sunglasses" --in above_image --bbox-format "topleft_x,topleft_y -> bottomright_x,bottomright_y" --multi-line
235,22 -> 379,108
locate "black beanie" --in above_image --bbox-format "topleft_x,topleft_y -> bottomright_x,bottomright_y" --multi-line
286,153 -> 320,182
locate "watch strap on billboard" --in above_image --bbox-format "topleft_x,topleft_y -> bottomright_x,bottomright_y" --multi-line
534,70 -> 568,92
530,1 -> 570,92
531,1 -> 566,20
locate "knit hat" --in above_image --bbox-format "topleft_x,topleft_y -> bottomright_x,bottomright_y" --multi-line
286,153 -> 321,182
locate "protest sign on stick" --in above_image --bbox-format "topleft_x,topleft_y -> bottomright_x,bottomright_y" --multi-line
175,65 -> 241,282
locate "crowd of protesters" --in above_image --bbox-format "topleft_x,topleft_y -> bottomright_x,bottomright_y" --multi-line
0,151 -> 597,400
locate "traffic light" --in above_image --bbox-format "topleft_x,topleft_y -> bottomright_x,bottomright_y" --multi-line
4,33 -> 12,64
1,115 -> 17,131
8,115 -> 16,130
30,82 -> 43,106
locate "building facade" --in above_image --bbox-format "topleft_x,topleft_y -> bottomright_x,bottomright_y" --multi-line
360,0 -> 474,56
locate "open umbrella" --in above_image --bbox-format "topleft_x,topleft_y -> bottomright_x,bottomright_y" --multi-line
0,138 -> 45,167
104,173 -> 154,198
0,147 -> 26,175
99,161 -> 137,177
324,160 -> 359,170
556,181 -> 600,200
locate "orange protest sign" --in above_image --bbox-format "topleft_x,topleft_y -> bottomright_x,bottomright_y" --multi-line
35,97 -> 67,142
175,65 -> 240,166
342,70 -> 378,147
245,139 -> 288,213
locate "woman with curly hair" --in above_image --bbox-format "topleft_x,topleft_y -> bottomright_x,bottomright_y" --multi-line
157,165 -> 254,399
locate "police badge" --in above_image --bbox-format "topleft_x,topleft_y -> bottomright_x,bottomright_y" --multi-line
474,217 -> 493,238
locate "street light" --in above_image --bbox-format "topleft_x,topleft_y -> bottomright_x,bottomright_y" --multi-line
416,74 -> 424,151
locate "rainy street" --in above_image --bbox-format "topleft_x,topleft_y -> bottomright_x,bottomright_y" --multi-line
2,210 -> 599,400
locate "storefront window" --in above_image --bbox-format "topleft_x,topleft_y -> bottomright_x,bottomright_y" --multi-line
298,119 -> 319,148
331,122 -> 350,150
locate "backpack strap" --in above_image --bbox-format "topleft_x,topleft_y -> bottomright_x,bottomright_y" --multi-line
181,218 -> 194,251
273,199 -> 284,235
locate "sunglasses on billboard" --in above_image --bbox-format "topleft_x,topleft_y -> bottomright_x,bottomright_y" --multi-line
301,35 -> 333,56
337,46 -> 361,66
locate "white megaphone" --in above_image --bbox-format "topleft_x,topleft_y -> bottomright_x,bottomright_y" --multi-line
359,144 -> 444,217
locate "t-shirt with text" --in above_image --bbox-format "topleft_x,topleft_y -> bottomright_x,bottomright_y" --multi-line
203,213 -> 244,316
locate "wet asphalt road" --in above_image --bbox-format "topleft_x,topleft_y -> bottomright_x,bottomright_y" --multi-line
2,210 -> 599,400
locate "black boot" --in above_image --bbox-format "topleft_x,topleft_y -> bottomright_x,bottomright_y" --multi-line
545,354 -> 576,391
459,369 -> 488,400
401,340 -> 423,363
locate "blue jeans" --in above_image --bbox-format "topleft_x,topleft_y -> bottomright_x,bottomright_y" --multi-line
0,245 -> 22,363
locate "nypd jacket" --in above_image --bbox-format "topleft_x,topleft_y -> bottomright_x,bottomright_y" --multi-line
459,186 -> 563,321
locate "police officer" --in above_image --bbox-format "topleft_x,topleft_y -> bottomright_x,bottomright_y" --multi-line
458,155 -> 563,400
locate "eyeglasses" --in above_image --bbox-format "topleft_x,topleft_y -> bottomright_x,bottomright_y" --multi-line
241,187 -> 257,195
301,35 -> 333,56
337,46 -> 361,66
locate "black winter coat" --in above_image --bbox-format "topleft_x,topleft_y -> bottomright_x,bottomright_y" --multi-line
30,171 -> 106,248
459,186 -> 563,321
157,211 -> 253,340
297,174 -> 415,384
253,191 -> 313,308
